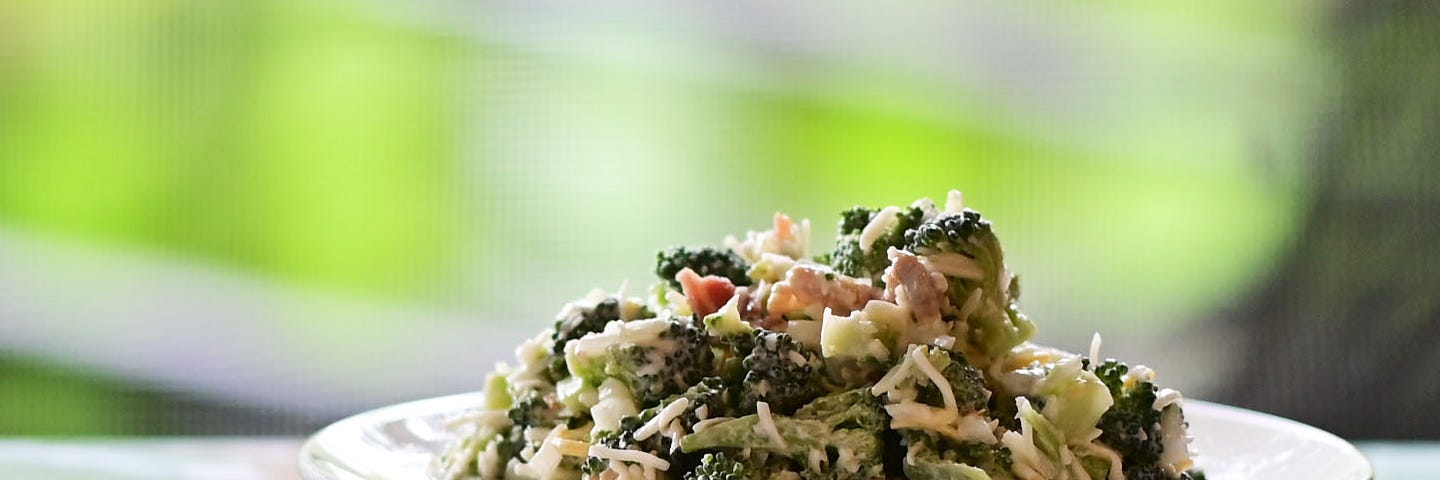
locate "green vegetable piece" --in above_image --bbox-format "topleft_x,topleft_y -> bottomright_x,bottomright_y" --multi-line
656,246 -> 752,290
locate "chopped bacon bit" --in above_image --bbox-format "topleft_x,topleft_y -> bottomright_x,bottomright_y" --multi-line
884,250 -> 949,325
733,287 -> 763,324
676,267 -> 736,318
766,265 -> 880,322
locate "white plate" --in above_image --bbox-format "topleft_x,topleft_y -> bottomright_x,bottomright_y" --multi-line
299,394 -> 1371,480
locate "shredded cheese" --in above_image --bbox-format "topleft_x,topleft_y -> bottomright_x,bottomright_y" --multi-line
955,414 -> 1000,444
514,427 -> 567,479
807,448 -> 826,471
911,197 -> 941,222
910,347 -> 958,414
1075,441 -> 1125,480
1124,365 -> 1156,386
1001,430 -> 1045,480
1153,388 -> 1184,411
552,438 -> 591,458
587,445 -> 671,471
476,439 -> 502,479
954,288 -> 982,324
945,190 -> 965,214
754,402 -> 788,449
567,318 -> 673,362
884,402 -> 958,432
1088,333 -> 1102,371
920,252 -> 984,280
633,398 -> 690,441
1158,405 -> 1193,475
593,378 -> 639,432
692,417 -> 732,433
859,206 -> 901,252
834,447 -> 860,473
665,420 -> 685,453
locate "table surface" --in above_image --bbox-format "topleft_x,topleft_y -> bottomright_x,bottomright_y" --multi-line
0,438 -> 1434,480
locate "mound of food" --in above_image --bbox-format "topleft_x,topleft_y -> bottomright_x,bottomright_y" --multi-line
437,191 -> 1198,480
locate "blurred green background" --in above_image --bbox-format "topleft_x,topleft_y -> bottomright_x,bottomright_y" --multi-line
2,0 -> 1431,438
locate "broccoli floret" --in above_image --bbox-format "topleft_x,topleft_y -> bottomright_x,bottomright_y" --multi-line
629,319 -> 714,407
494,390 -> 562,466
1093,360 -> 1167,470
582,408 -> 670,476
549,297 -> 641,379
584,385 -> 742,479
900,430 -> 1015,480
828,206 -> 925,282
680,389 -> 889,480
676,377 -> 736,427
506,390 -> 560,431
657,246 -> 752,290
566,317 -> 715,407
837,206 -> 876,235
876,345 -> 990,413
684,452 -> 752,480
902,210 -> 1035,357
794,387 -> 886,432
679,412 -> 885,480
738,331 -> 825,414
712,331 -> 757,384
916,348 -> 990,412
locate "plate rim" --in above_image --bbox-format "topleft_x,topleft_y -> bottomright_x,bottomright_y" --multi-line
300,394 -> 1373,480
1182,400 -> 1373,479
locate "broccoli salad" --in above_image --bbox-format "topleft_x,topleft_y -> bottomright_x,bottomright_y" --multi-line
436,191 -> 1199,480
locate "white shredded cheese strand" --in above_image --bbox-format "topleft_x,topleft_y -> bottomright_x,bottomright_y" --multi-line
755,402 -> 788,449
476,440 -> 502,479
587,445 -> 671,471
665,420 -> 686,453
1153,388 -> 1185,411
692,417 -> 732,433
1158,405 -> 1193,475
859,206 -> 900,252
910,347 -> 958,414
1089,332 -> 1102,371
807,448 -> 827,471
954,288 -> 982,323
514,427 -> 566,478
884,402 -> 958,433
920,252 -> 984,280
1125,365 -> 1157,385
870,349 -> 916,397
1076,441 -> 1125,480
633,398 -> 690,441
945,190 -> 965,214
567,318 -> 673,361
552,438 -> 591,458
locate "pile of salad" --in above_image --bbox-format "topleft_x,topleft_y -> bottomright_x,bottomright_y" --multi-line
437,191 -> 1198,480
